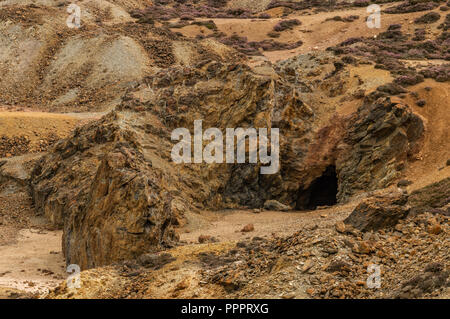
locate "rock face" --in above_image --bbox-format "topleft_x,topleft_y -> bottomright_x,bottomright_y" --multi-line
336,99 -> 424,202
31,55 -> 425,269
31,113 -> 179,269
343,191 -> 410,231
63,144 -> 179,269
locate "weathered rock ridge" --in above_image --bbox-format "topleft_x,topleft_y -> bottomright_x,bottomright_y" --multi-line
31,56 -> 425,269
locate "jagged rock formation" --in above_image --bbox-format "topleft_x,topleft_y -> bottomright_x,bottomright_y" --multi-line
336,98 -> 424,202
30,113 -> 180,269
31,54 -> 425,269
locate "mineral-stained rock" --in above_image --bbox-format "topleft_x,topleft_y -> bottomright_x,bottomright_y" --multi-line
344,191 -> 410,231
198,235 -> 217,243
397,179 -> 412,187
325,259 -> 351,273
63,147 -> 179,269
30,56 -> 425,269
427,223 -> 443,235
335,221 -> 347,233
336,98 -> 424,202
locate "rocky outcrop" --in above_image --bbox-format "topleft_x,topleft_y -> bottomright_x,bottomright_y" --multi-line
31,56 -> 426,269
343,190 -> 410,231
63,144 -> 179,269
31,113 -> 179,268
0,4 -> 241,112
264,200 -> 291,211
336,98 -> 424,202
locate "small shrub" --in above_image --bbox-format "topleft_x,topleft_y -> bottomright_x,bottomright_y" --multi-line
394,73 -> 424,86
267,31 -> 281,38
258,13 -> 271,19
414,12 -> 441,24
416,99 -> 426,107
354,0 -> 370,7
273,19 -> 301,32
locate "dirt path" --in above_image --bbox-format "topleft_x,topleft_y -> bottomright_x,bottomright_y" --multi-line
0,229 -> 66,296
181,202 -> 357,244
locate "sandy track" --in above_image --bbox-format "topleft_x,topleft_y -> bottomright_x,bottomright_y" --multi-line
0,229 -> 66,296
181,203 -> 357,244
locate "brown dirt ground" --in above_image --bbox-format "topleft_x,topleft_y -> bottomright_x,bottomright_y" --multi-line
0,229 -> 65,296
180,202 -> 358,244
0,110 -> 103,157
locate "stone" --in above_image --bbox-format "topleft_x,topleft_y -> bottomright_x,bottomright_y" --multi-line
281,293 -> 296,299
302,259 -> 315,273
29,58 -> 425,270
427,224 -> 442,235
198,235 -> 216,243
306,288 -> 315,295
137,253 -> 176,269
325,259 -> 351,273
335,221 -> 347,233
352,241 -> 373,254
344,191 -> 410,231
263,200 -> 291,211
408,178 -> 450,216
397,179 -> 412,187
241,224 -> 255,232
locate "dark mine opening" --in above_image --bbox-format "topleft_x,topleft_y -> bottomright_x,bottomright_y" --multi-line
296,165 -> 338,210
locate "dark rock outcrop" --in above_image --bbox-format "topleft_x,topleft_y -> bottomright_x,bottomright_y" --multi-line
344,191 -> 410,231
337,98 -> 424,202
30,57 -> 425,269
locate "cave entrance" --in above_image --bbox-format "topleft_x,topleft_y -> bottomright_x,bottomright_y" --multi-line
297,165 -> 338,210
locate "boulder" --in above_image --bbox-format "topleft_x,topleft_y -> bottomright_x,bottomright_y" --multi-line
344,191 -> 410,231
264,200 -> 291,211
